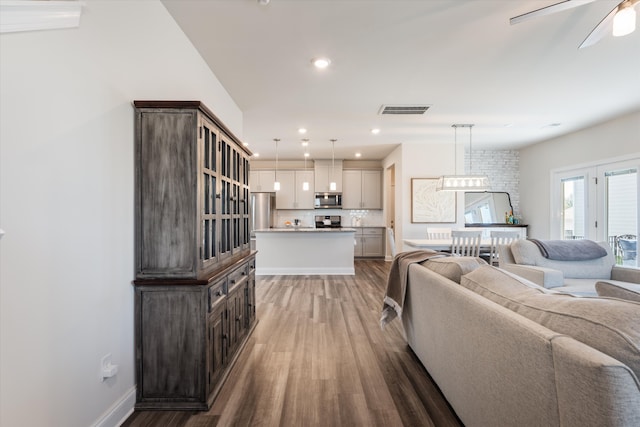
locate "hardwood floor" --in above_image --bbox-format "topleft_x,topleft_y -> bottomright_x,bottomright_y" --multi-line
122,260 -> 462,427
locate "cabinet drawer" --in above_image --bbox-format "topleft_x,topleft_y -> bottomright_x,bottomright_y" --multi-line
208,280 -> 226,312
362,227 -> 384,236
227,265 -> 248,293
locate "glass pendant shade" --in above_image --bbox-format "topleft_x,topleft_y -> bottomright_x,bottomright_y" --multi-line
273,138 -> 280,191
436,175 -> 491,191
329,139 -> 337,192
613,5 -> 636,37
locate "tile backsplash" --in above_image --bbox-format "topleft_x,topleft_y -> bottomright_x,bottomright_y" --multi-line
275,209 -> 384,228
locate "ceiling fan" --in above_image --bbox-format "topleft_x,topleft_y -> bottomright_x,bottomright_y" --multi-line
510,0 -> 639,49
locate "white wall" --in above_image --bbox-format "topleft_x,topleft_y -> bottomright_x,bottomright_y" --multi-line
0,2 -> 242,426
386,140 -> 464,245
519,110 -> 640,239
467,149 -> 520,215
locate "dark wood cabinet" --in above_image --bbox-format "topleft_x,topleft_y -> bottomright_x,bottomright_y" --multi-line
133,101 -> 257,410
134,101 -> 251,280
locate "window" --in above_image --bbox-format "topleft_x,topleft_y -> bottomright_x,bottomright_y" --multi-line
552,157 -> 639,267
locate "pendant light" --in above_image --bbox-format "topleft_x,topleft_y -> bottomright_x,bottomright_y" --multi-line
436,124 -> 491,192
613,1 -> 637,37
302,139 -> 310,191
273,138 -> 281,191
329,139 -> 337,191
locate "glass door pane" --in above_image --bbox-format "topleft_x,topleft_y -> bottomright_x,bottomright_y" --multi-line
561,176 -> 586,240
605,167 -> 638,267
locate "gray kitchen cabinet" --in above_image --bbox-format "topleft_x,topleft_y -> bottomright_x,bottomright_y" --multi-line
249,170 -> 275,192
133,101 -> 257,411
275,170 -> 315,209
342,170 -> 382,209
353,227 -> 385,257
314,159 -> 343,192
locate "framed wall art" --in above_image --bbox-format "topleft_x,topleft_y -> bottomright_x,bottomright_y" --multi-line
411,178 -> 456,223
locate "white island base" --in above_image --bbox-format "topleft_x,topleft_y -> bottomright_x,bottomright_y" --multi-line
254,228 -> 356,275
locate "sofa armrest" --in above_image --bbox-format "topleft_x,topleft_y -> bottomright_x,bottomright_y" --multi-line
552,336 -> 640,427
501,264 -> 565,288
611,266 -> 640,284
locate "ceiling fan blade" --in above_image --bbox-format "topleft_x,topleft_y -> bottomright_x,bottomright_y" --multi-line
578,3 -> 619,49
510,0 -> 597,25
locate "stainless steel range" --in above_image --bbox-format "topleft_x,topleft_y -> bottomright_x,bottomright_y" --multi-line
315,215 -> 342,228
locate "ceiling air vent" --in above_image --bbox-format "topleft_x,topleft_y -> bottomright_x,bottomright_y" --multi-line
379,104 -> 431,115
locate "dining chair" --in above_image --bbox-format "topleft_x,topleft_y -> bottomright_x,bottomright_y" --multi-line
488,230 -> 521,266
427,227 -> 452,240
450,230 -> 482,257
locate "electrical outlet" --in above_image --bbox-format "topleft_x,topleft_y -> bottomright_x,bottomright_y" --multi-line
100,353 -> 118,382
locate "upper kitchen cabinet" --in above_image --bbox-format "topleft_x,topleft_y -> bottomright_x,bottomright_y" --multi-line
134,101 -> 252,279
314,159 -> 343,193
275,170 -> 315,209
342,169 -> 382,209
249,170 -> 275,192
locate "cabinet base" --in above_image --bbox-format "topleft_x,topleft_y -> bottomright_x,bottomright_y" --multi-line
135,319 -> 258,411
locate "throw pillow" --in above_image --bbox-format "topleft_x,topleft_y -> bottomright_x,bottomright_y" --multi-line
421,256 -> 486,284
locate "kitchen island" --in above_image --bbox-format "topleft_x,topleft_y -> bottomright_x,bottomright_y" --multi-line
254,228 -> 356,275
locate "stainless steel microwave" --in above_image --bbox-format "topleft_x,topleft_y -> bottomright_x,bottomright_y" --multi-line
314,193 -> 342,209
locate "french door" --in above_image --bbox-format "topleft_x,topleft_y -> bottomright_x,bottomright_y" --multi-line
552,157 -> 639,267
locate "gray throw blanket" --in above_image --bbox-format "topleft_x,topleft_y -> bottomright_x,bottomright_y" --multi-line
380,250 -> 447,329
529,239 -> 607,261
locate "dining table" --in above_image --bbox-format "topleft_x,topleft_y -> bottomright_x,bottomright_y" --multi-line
403,238 -> 493,252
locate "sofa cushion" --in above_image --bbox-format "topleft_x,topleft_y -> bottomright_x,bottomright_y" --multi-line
596,281 -> 640,303
421,256 -> 486,284
510,239 -> 615,279
461,265 -> 640,380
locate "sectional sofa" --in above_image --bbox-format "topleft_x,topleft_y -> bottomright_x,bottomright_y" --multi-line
400,257 -> 640,427
498,239 -> 640,296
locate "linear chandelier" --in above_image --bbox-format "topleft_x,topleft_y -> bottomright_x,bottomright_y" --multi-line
436,124 -> 491,192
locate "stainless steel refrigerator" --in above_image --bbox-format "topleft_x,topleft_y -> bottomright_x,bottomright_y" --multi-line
250,193 -> 275,248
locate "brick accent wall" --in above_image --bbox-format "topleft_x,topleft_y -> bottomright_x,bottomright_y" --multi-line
466,149 -> 520,215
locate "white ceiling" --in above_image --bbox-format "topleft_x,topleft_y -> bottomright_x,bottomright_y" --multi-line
162,0 -> 640,160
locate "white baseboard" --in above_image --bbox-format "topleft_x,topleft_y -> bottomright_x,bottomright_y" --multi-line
91,386 -> 136,427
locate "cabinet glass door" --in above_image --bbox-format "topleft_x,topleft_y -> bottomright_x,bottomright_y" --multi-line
201,117 -> 218,267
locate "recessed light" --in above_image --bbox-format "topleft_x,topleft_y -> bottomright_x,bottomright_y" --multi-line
355,152 -> 362,158
253,153 -> 260,157
298,128 -> 307,134
304,152 -> 310,157
371,128 -> 380,135
312,57 -> 331,69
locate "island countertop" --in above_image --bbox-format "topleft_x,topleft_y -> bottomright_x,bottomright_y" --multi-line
254,227 -> 356,233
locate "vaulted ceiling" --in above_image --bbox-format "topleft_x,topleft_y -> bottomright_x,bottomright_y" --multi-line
162,0 -> 640,160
